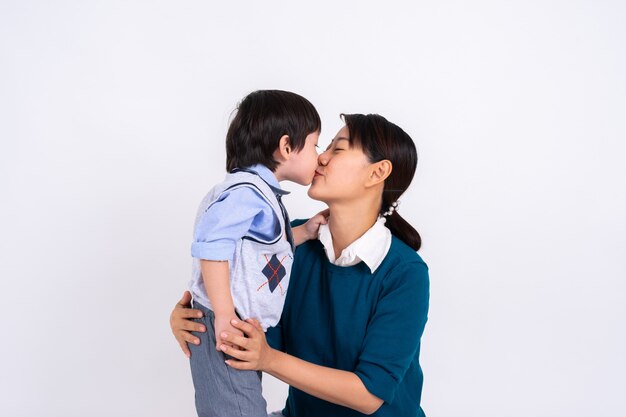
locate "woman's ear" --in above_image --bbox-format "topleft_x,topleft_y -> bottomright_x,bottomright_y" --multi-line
274,135 -> 292,162
366,160 -> 392,187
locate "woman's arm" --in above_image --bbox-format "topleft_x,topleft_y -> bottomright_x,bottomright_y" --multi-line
220,319 -> 384,415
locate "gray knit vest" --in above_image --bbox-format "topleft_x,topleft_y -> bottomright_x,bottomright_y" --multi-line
189,170 -> 293,331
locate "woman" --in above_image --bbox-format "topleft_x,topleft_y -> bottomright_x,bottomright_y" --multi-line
171,114 -> 430,417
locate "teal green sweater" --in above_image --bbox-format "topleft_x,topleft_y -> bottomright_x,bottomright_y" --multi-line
266,221 -> 430,417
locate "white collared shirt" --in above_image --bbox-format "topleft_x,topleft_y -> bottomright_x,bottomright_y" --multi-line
317,216 -> 392,273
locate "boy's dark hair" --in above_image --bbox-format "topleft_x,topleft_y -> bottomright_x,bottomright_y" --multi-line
226,90 -> 321,172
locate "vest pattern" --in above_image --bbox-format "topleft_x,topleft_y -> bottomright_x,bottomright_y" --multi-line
189,171 -> 293,331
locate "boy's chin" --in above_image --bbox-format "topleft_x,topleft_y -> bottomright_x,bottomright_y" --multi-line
299,174 -> 317,187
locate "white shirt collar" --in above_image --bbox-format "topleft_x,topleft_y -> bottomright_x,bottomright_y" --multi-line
318,216 -> 392,273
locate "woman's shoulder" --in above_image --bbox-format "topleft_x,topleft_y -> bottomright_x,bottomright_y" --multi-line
372,236 -> 429,306
386,235 -> 428,268
374,236 -> 429,287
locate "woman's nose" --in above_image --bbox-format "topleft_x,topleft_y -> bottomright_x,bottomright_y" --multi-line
317,150 -> 329,166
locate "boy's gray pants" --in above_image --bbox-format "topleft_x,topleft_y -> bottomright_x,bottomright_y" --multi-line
190,301 -> 267,417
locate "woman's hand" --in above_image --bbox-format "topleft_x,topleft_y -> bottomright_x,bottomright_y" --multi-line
219,318 -> 276,372
169,291 -> 206,358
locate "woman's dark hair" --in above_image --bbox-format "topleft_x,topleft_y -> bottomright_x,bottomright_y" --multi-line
341,113 -> 422,251
226,90 -> 321,172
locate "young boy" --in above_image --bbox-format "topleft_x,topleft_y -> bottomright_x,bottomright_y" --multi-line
188,90 -> 325,417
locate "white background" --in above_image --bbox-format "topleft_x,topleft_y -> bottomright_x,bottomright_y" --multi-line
1,1 -> 625,416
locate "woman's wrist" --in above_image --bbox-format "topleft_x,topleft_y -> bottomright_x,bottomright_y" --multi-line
263,346 -> 281,373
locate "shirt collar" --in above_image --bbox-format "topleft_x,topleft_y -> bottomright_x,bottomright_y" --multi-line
318,216 -> 392,273
242,164 -> 290,196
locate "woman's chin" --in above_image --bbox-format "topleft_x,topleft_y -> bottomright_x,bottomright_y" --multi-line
306,185 -> 324,201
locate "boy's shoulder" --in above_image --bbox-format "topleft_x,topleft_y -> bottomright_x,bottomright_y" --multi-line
207,170 -> 276,201
197,172 -> 279,217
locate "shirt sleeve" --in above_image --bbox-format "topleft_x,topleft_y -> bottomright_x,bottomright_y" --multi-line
191,187 -> 278,261
354,261 -> 430,404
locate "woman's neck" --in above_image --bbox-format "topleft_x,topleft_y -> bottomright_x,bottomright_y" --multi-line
327,200 -> 380,259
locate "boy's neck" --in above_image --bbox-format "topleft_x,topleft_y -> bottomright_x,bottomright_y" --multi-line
326,199 -> 380,259
273,165 -> 287,182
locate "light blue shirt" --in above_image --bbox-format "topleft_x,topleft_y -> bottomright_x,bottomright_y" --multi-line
191,164 -> 289,261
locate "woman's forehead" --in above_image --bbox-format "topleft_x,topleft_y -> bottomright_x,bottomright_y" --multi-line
330,126 -> 351,142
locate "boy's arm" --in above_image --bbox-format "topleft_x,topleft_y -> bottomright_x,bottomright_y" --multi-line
291,225 -> 313,246
291,209 -> 329,246
200,260 -> 243,350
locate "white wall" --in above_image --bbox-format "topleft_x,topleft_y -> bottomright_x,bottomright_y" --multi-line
1,1 -> 625,416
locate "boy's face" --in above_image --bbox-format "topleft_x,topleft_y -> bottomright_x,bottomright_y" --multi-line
286,131 -> 320,185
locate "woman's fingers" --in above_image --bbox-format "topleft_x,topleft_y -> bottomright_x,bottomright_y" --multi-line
184,320 -> 206,332
224,357 -> 254,370
246,318 -> 263,332
220,344 -> 255,369
219,331 -> 251,350
176,290 -> 193,308
175,306 -> 204,320
170,290 -> 206,357
229,318 -> 257,336
170,307 -> 205,332
178,341 -> 191,358
220,318 -> 273,371
173,328 -> 201,357
183,331 -> 201,345
178,339 -> 193,358
220,343 -> 250,359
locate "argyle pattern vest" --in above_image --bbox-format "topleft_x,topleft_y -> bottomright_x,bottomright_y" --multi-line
189,170 -> 294,331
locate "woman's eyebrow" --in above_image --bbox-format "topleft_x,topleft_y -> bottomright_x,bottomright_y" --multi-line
334,137 -> 350,147
325,137 -> 350,151
330,137 -> 350,145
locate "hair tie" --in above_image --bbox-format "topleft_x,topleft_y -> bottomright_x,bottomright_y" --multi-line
382,200 -> 400,217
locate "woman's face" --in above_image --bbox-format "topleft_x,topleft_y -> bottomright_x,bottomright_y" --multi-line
308,126 -> 372,204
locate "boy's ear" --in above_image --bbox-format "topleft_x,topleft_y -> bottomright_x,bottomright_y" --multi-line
275,135 -> 292,161
366,160 -> 392,187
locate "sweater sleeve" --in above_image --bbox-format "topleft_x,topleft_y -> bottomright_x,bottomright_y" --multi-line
354,261 -> 430,404
265,321 -> 284,351
191,187 -> 277,261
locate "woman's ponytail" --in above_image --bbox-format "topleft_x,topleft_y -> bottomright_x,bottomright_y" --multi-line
382,207 -> 421,251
